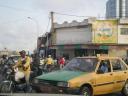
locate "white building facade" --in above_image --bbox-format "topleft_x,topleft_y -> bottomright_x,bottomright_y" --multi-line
50,20 -> 94,59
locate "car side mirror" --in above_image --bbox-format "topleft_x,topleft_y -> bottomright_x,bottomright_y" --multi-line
97,69 -> 104,74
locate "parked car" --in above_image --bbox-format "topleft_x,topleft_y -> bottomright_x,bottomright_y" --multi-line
32,55 -> 128,96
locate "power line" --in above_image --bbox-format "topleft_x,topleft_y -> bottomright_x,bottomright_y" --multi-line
54,12 -> 89,17
0,4 -> 33,13
54,11 -> 106,19
0,17 -> 27,25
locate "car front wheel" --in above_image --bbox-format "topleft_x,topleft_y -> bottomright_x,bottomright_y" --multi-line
122,81 -> 128,96
80,86 -> 92,96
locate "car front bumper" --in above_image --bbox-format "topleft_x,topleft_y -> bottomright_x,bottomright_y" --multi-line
32,83 -> 79,94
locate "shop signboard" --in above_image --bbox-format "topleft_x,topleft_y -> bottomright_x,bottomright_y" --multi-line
92,20 -> 118,43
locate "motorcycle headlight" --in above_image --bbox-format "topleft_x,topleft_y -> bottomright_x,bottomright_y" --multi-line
7,71 -> 11,74
57,82 -> 69,87
6,69 -> 12,74
34,79 -> 39,84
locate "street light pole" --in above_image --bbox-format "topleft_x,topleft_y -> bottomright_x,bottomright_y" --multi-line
27,17 -> 39,38
45,12 -> 54,57
27,17 -> 39,53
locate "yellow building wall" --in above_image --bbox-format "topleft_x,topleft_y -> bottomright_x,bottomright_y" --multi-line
109,49 -> 126,57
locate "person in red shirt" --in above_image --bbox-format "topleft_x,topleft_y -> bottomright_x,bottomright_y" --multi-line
59,57 -> 65,69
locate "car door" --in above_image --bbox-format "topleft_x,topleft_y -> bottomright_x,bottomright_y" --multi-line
111,58 -> 128,92
94,59 -> 114,95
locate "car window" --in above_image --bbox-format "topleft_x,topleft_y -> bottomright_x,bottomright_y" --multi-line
98,60 -> 111,73
111,59 -> 127,72
63,58 -> 98,72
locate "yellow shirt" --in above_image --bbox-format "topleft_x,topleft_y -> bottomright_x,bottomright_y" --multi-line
16,56 -> 31,72
47,58 -> 53,65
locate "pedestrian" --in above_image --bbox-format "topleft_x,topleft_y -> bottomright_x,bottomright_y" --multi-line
59,56 -> 65,69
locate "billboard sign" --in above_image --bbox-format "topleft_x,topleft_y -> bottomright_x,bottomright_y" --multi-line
92,20 -> 118,43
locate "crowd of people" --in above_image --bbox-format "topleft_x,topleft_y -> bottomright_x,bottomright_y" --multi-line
0,50 -> 68,85
0,50 -> 69,93
39,55 -> 66,71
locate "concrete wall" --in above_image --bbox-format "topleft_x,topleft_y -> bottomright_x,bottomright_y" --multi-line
56,26 -> 92,45
109,49 -> 126,57
109,46 -> 127,57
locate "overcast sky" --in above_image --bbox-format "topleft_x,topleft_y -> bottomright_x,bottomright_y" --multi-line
0,0 -> 107,52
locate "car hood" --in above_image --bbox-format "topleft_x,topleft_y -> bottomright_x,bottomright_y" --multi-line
36,70 -> 85,82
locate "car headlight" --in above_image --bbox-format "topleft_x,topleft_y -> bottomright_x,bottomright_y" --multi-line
57,82 -> 69,87
34,79 -> 39,84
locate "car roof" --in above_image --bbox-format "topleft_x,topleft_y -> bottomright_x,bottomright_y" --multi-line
76,56 -> 97,59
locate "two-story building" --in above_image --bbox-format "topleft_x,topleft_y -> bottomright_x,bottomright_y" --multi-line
92,18 -> 128,58
47,18 -> 110,59
39,18 -> 128,59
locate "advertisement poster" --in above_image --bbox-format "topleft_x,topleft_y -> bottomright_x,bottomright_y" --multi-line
92,20 -> 118,43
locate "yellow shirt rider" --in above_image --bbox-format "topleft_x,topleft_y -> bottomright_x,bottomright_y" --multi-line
46,55 -> 53,65
46,55 -> 53,72
13,50 -> 31,83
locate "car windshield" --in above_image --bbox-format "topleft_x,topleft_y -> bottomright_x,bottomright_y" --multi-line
63,58 -> 98,72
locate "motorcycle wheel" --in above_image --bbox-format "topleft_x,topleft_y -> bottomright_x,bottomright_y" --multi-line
0,82 -> 13,93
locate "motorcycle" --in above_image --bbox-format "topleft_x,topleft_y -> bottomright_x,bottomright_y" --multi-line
0,67 -> 33,93
0,63 -> 13,84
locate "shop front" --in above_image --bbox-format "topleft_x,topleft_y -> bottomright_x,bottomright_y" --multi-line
109,45 -> 128,57
49,44 -> 109,60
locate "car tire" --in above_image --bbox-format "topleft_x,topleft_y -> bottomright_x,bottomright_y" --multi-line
80,86 -> 92,96
122,80 -> 128,96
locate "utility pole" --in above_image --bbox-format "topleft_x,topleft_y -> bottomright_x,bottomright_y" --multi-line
27,17 -> 39,53
46,12 -> 54,57
50,11 -> 54,31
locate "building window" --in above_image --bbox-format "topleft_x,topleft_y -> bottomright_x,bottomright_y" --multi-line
74,49 -> 87,57
94,49 -> 108,55
120,28 -> 128,35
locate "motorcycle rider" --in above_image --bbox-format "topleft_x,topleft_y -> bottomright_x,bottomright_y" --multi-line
46,55 -> 53,72
0,55 -> 8,65
13,50 -> 31,86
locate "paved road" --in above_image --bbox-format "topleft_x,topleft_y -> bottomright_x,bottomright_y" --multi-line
99,93 -> 122,96
0,93 -> 122,96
